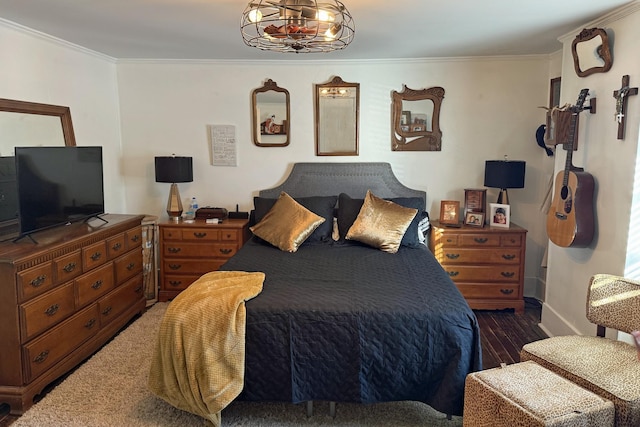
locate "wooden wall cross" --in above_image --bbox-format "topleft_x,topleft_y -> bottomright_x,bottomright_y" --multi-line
613,75 -> 638,140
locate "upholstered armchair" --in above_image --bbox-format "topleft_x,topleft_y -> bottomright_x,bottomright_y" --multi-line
520,274 -> 640,426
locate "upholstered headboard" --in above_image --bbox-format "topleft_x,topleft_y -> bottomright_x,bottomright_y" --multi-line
258,162 -> 426,210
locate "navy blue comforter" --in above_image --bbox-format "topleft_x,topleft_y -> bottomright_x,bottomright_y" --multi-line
220,238 -> 482,416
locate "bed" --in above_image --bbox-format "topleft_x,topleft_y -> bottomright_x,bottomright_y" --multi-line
219,162 -> 482,416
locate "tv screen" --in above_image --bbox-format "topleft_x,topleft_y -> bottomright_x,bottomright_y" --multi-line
15,146 -> 104,237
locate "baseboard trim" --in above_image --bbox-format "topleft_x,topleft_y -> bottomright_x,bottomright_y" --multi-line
539,301 -> 582,337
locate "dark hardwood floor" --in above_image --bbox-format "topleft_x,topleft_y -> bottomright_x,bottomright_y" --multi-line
0,297 -> 547,426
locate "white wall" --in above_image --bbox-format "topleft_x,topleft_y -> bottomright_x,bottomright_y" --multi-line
541,3 -> 640,336
0,20 -> 125,214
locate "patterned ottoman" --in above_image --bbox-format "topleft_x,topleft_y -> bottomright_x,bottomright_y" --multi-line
463,361 -> 614,427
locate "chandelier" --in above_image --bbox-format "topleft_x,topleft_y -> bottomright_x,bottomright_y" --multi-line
241,0 -> 355,54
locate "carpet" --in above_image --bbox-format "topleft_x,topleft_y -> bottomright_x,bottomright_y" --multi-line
13,303 -> 463,427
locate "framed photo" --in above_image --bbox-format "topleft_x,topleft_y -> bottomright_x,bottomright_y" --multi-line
464,189 -> 487,215
489,203 -> 510,228
439,200 -> 461,225
465,212 -> 484,227
401,110 -> 411,125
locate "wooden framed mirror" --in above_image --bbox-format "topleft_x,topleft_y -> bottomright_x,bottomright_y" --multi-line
0,98 -> 76,240
315,76 -> 359,156
571,28 -> 613,78
391,85 -> 444,151
252,79 -> 290,147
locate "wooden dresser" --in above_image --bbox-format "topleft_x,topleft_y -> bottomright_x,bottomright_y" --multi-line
429,220 -> 527,313
0,214 -> 146,415
158,218 -> 250,301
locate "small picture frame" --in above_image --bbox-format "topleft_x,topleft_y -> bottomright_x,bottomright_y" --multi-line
464,212 -> 484,227
440,200 -> 461,225
489,203 -> 510,228
464,189 -> 487,215
401,110 -> 411,125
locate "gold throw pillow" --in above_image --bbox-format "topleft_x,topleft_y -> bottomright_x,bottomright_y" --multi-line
250,192 -> 326,252
346,190 -> 418,253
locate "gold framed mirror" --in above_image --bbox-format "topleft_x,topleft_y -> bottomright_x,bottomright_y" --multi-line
391,85 -> 444,151
252,79 -> 290,147
571,28 -> 612,78
315,76 -> 359,156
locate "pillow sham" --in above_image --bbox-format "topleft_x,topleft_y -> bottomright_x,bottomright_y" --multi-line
337,192 -> 426,247
250,192 -> 326,252
253,195 -> 337,243
345,190 -> 418,253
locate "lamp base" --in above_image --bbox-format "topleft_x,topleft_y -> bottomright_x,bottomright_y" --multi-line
166,183 -> 183,221
497,189 -> 509,205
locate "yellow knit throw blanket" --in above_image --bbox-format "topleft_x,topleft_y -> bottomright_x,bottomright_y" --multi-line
148,271 -> 264,426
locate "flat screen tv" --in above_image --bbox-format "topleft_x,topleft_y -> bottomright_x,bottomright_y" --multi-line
15,146 -> 105,239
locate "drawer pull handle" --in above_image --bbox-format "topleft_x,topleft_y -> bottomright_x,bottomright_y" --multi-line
33,350 -> 49,364
135,285 -> 143,293
169,264 -> 182,270
102,306 -> 112,316
90,252 -> 102,261
474,237 -> 488,244
63,262 -> 77,273
45,304 -> 59,316
501,271 -> 515,278
91,280 -> 103,290
446,238 -> 454,243
30,275 -> 47,287
448,271 -> 459,277
219,248 -> 233,255
502,254 -> 516,260
500,289 -> 514,295
112,242 -> 122,251
446,253 -> 460,259
168,247 -> 181,253
126,262 -> 136,271
194,232 -> 207,238
169,280 -> 182,287
85,318 -> 97,329
131,235 -> 141,242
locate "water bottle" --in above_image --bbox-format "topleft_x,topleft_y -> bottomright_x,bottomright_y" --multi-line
185,197 -> 198,220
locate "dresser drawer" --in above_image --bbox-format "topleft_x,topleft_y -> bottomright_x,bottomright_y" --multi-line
54,250 -> 83,283
442,265 -> 521,282
456,283 -> 521,299
162,259 -> 226,274
501,234 -> 523,246
114,249 -> 143,284
98,274 -> 143,326
181,228 -> 221,241
125,226 -> 143,249
162,242 -> 237,259
161,274 -> 202,292
439,248 -> 520,265
458,234 -> 501,247
82,240 -> 108,270
18,262 -> 55,302
20,282 -> 75,342
23,304 -> 100,383
106,233 -> 127,260
75,263 -> 115,308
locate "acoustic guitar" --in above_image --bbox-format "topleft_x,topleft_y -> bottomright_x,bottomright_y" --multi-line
546,88 -> 595,248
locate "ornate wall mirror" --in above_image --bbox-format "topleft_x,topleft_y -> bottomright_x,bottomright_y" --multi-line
252,79 -> 290,147
315,76 -> 359,156
571,28 -> 613,78
391,85 -> 444,151
0,98 -> 76,240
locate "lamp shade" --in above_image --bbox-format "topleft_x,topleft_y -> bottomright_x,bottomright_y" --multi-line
154,156 -> 193,183
484,160 -> 526,189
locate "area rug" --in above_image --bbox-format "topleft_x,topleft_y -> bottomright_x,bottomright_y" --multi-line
13,303 -> 463,427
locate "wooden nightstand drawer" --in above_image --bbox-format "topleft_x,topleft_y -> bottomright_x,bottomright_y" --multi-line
163,259 -> 226,274
459,234 -> 501,247
501,234 -> 522,246
163,242 -> 237,258
456,283 -> 520,299
181,228 -> 221,241
443,265 -> 520,282
161,274 -> 202,292
440,248 -> 520,265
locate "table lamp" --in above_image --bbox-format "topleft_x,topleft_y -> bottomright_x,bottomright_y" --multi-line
483,159 -> 526,204
154,155 -> 193,221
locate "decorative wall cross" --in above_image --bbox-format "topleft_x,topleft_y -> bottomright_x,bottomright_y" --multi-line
612,75 -> 638,140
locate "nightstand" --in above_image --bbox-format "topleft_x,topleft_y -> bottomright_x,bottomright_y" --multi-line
429,220 -> 527,313
158,218 -> 250,301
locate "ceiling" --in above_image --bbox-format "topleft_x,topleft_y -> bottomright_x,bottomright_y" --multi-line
0,0 -> 634,61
